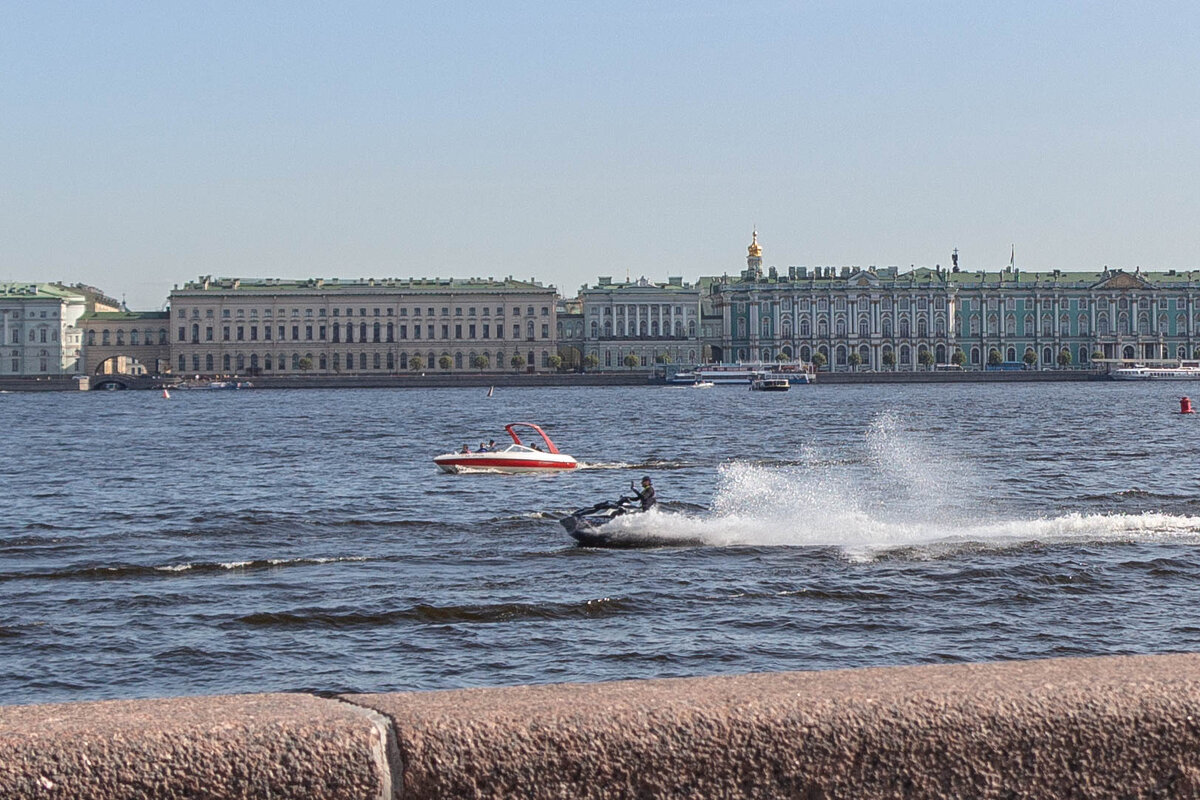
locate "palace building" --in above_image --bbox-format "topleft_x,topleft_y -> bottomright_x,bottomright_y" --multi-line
579,276 -> 702,369
168,276 -> 558,376
0,283 -> 94,376
703,232 -> 1200,371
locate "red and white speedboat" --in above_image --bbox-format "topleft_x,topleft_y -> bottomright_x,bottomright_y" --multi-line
434,423 -> 578,474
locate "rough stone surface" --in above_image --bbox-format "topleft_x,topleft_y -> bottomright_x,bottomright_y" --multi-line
346,653 -> 1200,800
0,693 -> 386,800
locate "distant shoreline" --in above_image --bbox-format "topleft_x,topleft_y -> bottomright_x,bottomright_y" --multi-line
0,370 -> 1114,392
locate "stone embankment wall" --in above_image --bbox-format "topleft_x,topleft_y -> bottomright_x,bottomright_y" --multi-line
4,653 -> 1200,798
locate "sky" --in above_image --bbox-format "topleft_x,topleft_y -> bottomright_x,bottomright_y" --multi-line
3,1 -> 1200,310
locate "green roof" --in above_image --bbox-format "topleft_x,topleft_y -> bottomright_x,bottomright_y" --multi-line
174,276 -> 551,293
0,282 -> 85,300
79,310 -> 169,321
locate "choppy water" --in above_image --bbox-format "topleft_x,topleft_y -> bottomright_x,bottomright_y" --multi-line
3,381 -> 1200,705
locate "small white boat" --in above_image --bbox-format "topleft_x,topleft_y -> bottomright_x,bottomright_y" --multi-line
690,380 -> 715,389
434,423 -> 578,474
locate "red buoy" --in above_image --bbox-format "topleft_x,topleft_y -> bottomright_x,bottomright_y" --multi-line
1181,396 -> 1194,414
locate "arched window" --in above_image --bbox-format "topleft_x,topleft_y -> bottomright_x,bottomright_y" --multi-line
454,352 -> 463,369
130,330 -> 139,346
386,352 -> 394,370
359,352 -> 367,370
1098,314 -> 1109,335
386,322 -> 394,342
1006,347 -> 1016,362
917,318 -> 927,337
688,320 -> 696,337
1042,346 -> 1052,365
1078,314 -> 1089,335
264,354 -> 273,371
1078,347 -> 1088,364
235,354 -> 245,371
373,352 -> 381,369
1007,316 -> 1018,336
360,322 -> 368,342
835,345 -> 847,365
224,354 -> 232,371
87,330 -> 96,346
817,318 -> 828,337
1041,315 -> 1052,336
591,321 -> 599,338
292,353 -> 301,370
899,345 -> 911,364
858,316 -> 869,337
835,317 -> 846,336
882,318 -> 893,337
971,346 -> 980,364
800,318 -> 811,337
250,354 -> 259,370
374,322 -> 381,343
969,316 -> 979,336
317,353 -> 326,370
528,321 -> 536,339
899,317 -> 910,337
935,344 -> 945,362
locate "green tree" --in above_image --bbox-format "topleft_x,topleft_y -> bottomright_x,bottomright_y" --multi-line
583,353 -> 599,370
297,356 -> 313,372
1091,350 -> 1105,363
1057,348 -> 1072,368
655,352 -> 672,364
882,350 -> 896,369
548,354 -> 563,371
510,353 -> 526,372
951,348 -> 967,367
988,349 -> 1003,366
1193,348 -> 1200,360
811,351 -> 827,370
470,353 -> 490,372
776,353 -> 788,364
847,351 -> 862,370
438,354 -> 453,371
918,349 -> 935,370
409,355 -> 424,372
1023,349 -> 1038,368
623,353 -> 641,370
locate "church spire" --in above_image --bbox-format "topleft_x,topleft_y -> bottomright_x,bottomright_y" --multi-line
746,229 -> 763,277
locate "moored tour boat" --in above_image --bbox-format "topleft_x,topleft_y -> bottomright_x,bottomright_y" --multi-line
434,423 -> 578,474
1111,361 -> 1200,380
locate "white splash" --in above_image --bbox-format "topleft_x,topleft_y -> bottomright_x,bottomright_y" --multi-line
604,411 -> 1200,558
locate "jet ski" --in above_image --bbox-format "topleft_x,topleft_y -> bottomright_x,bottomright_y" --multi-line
560,487 -> 706,549
560,497 -> 644,547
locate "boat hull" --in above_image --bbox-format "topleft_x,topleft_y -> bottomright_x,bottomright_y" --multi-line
434,454 -> 577,474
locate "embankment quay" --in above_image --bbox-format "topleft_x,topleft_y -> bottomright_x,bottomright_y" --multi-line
0,370 -> 1108,391
4,654 -> 1200,799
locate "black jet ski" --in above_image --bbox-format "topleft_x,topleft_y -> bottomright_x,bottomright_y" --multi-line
560,491 -> 705,549
560,495 -> 641,541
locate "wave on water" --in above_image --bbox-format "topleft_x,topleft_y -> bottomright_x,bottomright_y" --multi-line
1,555 -> 369,582
236,596 -> 631,628
589,412 -> 1200,558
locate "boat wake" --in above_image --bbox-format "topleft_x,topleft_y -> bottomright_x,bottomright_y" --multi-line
581,412 -> 1200,558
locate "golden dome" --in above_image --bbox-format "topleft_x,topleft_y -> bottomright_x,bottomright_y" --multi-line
747,229 -> 762,258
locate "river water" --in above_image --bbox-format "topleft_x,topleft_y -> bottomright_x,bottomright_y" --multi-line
2,381 -> 1199,705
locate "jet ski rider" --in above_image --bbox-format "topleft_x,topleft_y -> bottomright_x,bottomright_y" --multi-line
631,476 -> 656,511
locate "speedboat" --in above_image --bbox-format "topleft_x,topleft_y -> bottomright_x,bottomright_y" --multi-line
434,422 -> 578,474
691,380 -> 715,389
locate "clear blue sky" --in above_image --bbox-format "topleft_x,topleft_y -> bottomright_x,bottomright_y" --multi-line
4,1 -> 1199,309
